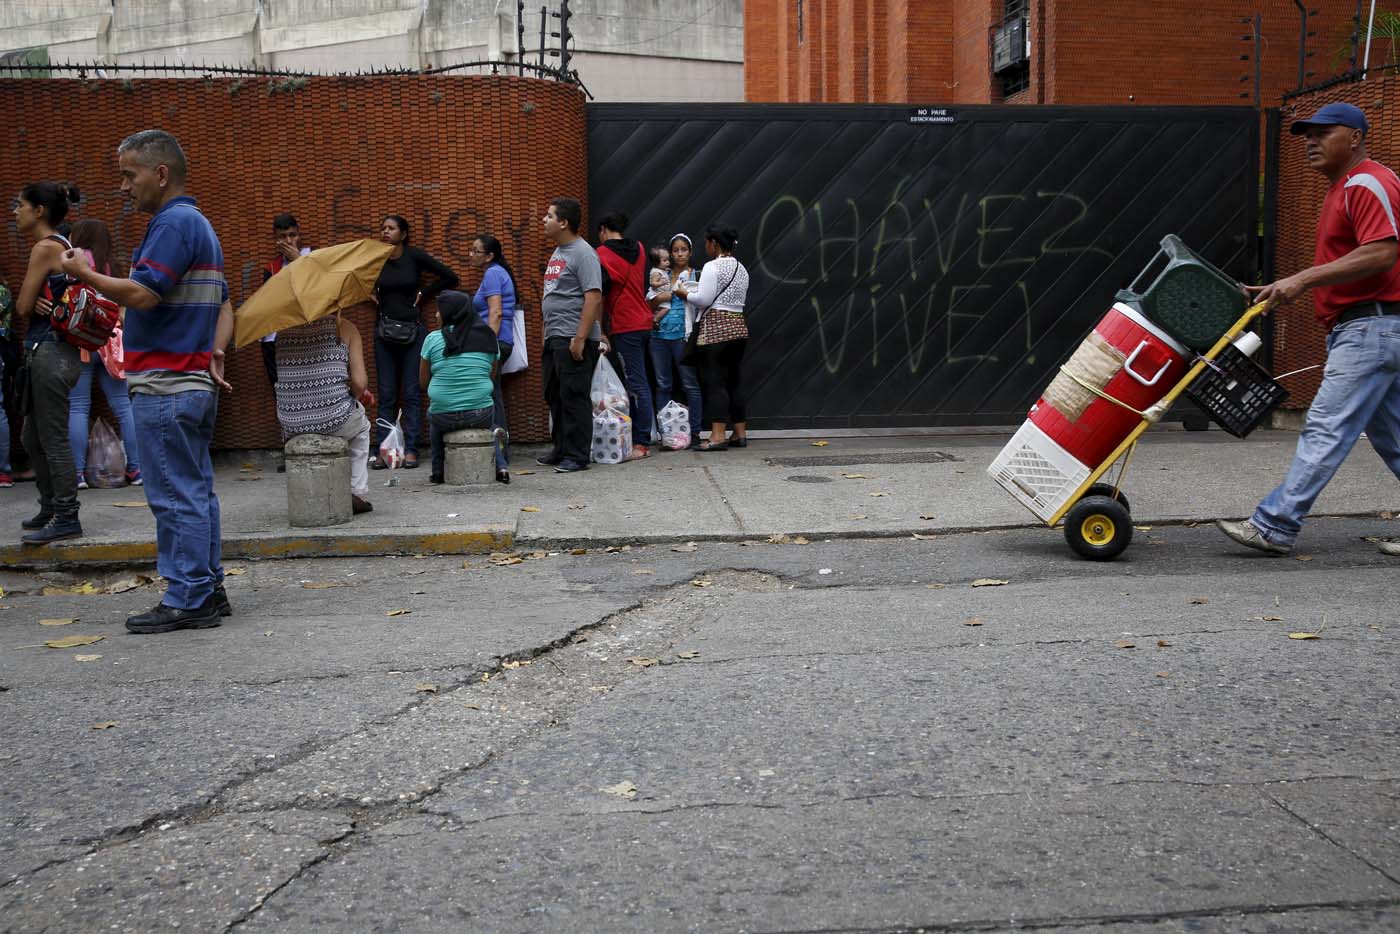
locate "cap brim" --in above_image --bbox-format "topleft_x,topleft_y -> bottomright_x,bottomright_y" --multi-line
1290,118 -> 1327,135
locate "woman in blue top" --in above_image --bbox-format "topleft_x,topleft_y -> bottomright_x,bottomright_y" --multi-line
648,233 -> 704,446
419,291 -> 499,485
468,234 -> 516,483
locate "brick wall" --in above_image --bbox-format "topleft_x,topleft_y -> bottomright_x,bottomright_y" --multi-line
0,74 -> 588,449
746,0 -> 1357,106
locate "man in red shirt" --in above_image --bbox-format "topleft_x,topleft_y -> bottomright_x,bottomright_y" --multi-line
1218,103 -> 1400,556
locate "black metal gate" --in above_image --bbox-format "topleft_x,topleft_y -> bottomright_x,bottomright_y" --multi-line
588,103 -> 1258,429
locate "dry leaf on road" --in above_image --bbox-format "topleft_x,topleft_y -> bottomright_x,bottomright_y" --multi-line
971,578 -> 1009,587
1295,554 -> 1314,562
40,582 -> 99,596
869,491 -> 889,497
1115,640 -> 1137,649
302,581 -> 343,590
690,578 -> 713,588
502,660 -> 531,669
105,575 -> 153,594
1156,639 -> 1172,648
45,635 -> 104,648
676,651 -> 700,659
521,506 -> 541,513
847,513 -> 868,520
625,656 -> 658,667
1288,632 -> 1321,640
963,617 -> 985,627
226,567 -> 247,576
1188,597 -> 1209,605
110,501 -> 147,508
842,473 -> 866,479
911,533 -> 936,540
919,513 -> 936,520
91,721 -> 119,730
386,609 -> 411,617
600,780 -> 637,799
1251,615 -> 1285,622
414,683 -> 438,693
74,654 -> 102,662
671,542 -> 699,553
1155,671 -> 1170,678
810,440 -> 829,447
39,618 -> 78,626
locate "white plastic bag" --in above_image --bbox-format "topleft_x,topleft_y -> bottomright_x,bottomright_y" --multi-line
87,418 -> 126,488
591,411 -> 633,464
655,400 -> 691,451
502,306 -> 528,375
590,355 -> 629,418
376,416 -> 405,469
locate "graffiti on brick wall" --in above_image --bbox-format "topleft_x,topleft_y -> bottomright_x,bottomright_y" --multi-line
754,177 -> 1114,374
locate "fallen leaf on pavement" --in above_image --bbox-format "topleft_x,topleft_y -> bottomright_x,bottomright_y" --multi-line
1288,632 -> 1320,640
40,582 -> 99,596
925,583 -> 946,589
516,470 -> 535,475
671,542 -> 699,553
463,703 -> 481,710
40,618 -> 78,626
386,609 -> 411,617
676,651 -> 700,659
911,533 -> 936,540
414,683 -> 438,693
569,548 -> 588,555
847,513 -> 868,520
74,654 -> 102,662
301,581 -> 343,590
818,568 -> 833,575
963,617 -> 985,627
1134,525 -> 1153,531
1156,639 -> 1171,648
1155,671 -> 1170,678
226,567 -> 247,576
1295,554 -> 1314,562
600,780 -> 637,799
971,578 -> 1009,588
869,491 -> 889,497
1115,640 -> 1136,649
919,513 -> 936,520
110,501 -> 147,508
1188,597 -> 1209,605
690,578 -> 713,588
91,721 -> 119,730
105,575 -> 153,594
45,635 -> 104,648
631,568 -> 655,575
567,504 -> 586,510
626,656 -> 658,667
810,440 -> 829,447
842,473 -> 866,479
1251,615 -> 1285,622
521,506 -> 541,513
502,660 -> 531,669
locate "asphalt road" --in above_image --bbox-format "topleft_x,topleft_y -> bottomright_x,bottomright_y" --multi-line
1,519 -> 1398,933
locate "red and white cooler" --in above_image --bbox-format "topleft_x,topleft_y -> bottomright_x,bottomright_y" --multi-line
988,302 -> 1189,523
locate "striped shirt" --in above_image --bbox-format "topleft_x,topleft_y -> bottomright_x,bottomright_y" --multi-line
274,318 -> 355,439
125,196 -> 227,393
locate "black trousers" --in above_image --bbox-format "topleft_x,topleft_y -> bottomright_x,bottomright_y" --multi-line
259,339 -> 277,386
696,339 -> 747,427
542,335 -> 599,464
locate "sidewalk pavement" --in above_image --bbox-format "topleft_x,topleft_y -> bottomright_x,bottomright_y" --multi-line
0,427 -> 1396,568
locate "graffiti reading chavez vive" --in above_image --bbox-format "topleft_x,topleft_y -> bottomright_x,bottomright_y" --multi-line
587,104 -> 1257,429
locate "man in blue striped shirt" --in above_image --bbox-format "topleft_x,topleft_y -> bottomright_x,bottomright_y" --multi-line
61,130 -> 235,633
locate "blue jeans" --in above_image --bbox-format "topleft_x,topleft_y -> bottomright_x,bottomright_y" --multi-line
131,390 -> 222,610
0,354 -> 9,473
428,406 -> 494,478
613,330 -> 655,447
650,335 -> 704,434
1253,315 -> 1400,546
374,326 -> 426,457
69,357 -> 139,475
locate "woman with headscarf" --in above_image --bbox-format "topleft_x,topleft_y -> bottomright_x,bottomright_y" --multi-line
419,290 -> 499,484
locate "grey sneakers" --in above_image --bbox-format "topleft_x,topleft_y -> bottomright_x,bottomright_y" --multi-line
1216,519 -> 1292,555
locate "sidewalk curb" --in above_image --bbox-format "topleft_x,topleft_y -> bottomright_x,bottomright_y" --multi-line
0,526 -> 515,570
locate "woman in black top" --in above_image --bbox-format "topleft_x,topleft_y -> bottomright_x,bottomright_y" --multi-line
371,214 -> 458,469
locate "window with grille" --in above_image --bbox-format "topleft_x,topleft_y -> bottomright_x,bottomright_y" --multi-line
994,0 -> 1031,99
797,0 -> 805,44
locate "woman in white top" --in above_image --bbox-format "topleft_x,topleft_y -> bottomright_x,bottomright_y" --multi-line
681,224 -> 750,451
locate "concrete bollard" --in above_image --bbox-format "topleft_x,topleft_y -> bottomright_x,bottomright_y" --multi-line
443,429 -> 496,485
284,434 -> 352,527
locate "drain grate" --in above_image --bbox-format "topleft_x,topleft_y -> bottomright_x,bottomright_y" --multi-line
785,475 -> 835,483
767,451 -> 961,468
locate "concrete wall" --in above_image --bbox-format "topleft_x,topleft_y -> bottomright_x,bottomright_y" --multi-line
0,0 -> 744,101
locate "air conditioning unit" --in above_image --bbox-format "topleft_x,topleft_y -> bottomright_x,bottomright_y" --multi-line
993,17 -> 1028,73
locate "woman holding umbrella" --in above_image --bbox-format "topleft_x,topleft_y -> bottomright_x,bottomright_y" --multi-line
371,214 -> 458,469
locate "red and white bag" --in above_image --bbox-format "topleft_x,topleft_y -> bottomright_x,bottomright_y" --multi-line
50,282 -> 120,353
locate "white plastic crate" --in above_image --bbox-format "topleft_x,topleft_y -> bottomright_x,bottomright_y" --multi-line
987,420 -> 1092,523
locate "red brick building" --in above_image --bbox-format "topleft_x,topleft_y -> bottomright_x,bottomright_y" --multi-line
745,1 -> 1359,107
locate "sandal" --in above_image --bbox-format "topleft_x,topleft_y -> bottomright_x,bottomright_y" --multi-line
626,445 -> 651,461
402,456 -> 419,470
728,436 -> 748,448
698,440 -> 729,452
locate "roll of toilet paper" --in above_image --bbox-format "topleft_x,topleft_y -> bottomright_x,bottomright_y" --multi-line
1232,331 -> 1262,357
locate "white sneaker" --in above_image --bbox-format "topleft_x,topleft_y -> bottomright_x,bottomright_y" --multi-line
1379,539 -> 1400,557
1216,519 -> 1291,555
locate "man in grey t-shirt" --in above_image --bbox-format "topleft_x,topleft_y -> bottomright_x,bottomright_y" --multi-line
537,197 -> 603,472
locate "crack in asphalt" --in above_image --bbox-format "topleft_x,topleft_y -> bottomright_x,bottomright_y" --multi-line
750,895 -> 1400,932
221,821 -> 357,934
1262,789 -> 1400,888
